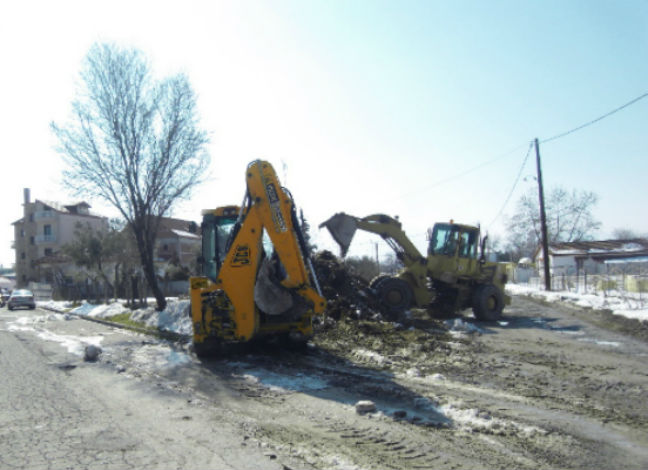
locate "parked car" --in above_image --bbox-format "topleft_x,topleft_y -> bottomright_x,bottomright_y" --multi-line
0,288 -> 9,307
7,289 -> 36,310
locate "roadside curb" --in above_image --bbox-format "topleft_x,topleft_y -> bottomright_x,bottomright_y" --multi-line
39,304 -> 191,343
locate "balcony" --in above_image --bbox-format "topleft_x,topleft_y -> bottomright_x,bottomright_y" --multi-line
34,210 -> 56,220
35,234 -> 56,244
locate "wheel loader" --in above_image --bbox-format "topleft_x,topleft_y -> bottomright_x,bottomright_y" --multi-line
320,213 -> 509,321
189,160 -> 326,356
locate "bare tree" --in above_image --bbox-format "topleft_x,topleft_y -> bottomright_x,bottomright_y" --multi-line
51,43 -> 209,310
505,186 -> 601,260
611,228 -> 648,240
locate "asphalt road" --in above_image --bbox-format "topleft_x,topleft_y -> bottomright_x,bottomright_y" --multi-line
0,307 -> 284,470
2,298 -> 647,469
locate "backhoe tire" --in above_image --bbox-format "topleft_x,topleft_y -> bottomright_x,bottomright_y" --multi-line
193,340 -> 224,358
472,284 -> 504,321
376,277 -> 413,317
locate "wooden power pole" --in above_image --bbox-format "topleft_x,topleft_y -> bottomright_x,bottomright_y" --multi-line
534,138 -> 551,291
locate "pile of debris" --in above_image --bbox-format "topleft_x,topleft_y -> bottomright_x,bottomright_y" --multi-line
311,250 -> 383,322
311,250 -> 453,331
313,250 -> 398,321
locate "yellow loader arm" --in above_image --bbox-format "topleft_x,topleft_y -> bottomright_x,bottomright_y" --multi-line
320,212 -> 426,267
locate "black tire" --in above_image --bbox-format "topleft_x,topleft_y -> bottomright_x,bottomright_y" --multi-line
369,274 -> 390,290
193,340 -> 222,358
472,284 -> 504,321
376,277 -> 413,316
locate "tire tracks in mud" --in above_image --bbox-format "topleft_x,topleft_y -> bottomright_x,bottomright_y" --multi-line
32,297 -> 646,469
195,348 -> 574,469
205,296 -> 648,469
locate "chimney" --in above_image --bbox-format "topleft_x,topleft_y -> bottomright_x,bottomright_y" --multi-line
23,188 -> 30,205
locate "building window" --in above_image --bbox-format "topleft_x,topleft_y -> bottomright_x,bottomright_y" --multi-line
30,236 -> 35,245
20,229 -> 25,237
44,224 -> 52,236
29,213 -> 34,222
44,248 -> 53,256
21,252 -> 26,259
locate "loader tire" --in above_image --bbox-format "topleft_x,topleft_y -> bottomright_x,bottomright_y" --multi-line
369,274 -> 390,290
472,284 -> 504,321
376,277 -> 413,317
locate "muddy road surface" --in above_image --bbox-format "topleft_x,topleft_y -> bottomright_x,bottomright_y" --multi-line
2,297 -> 648,469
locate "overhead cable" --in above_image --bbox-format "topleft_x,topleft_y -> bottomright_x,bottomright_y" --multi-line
486,141 -> 534,230
542,91 -> 648,144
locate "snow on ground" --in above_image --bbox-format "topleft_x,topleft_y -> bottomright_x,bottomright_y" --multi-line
39,298 -> 193,335
4,312 -> 104,356
129,299 -> 192,335
35,281 -> 647,345
237,368 -> 329,394
506,283 -> 648,322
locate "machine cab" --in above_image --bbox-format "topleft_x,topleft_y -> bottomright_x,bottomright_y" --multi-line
200,206 -> 240,282
428,222 -> 479,259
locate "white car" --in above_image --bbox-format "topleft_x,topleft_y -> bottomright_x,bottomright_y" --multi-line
7,289 -> 36,310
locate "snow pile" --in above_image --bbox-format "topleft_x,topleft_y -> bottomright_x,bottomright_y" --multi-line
506,283 -> 648,322
38,298 -> 193,335
130,299 -> 192,335
74,301 -> 128,318
440,402 -> 547,437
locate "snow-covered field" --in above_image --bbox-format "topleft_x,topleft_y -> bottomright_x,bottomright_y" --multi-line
506,283 -> 648,322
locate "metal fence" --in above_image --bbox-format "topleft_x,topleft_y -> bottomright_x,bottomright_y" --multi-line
528,273 -> 647,294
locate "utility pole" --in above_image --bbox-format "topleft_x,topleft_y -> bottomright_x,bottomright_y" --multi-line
534,138 -> 551,291
374,242 -> 380,271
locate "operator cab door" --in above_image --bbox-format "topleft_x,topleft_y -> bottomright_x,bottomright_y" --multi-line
456,227 -> 479,277
201,212 -> 238,282
428,223 -> 479,279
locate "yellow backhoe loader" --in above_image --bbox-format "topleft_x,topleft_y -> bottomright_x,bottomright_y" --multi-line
320,213 -> 509,321
189,160 -> 326,356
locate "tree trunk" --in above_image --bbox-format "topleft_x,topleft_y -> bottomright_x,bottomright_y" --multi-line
133,226 -> 166,311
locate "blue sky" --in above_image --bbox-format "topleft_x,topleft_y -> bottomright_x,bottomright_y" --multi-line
0,0 -> 646,267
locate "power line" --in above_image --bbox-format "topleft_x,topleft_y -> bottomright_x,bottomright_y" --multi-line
541,91 -> 648,144
377,141 -> 530,205
486,141 -> 534,229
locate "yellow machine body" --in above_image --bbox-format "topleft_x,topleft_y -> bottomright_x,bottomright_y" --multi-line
321,213 -> 510,320
190,161 -> 325,353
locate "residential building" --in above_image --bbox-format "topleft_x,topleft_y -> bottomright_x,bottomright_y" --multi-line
534,239 -> 648,277
155,217 -> 201,268
12,188 -> 108,287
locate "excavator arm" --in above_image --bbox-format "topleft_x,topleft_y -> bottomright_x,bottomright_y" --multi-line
190,160 -> 325,348
320,212 -> 426,267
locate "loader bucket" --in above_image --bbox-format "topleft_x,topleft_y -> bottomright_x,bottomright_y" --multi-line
319,213 -> 358,257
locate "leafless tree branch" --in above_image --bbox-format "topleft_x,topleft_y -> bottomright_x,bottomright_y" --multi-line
51,43 -> 210,310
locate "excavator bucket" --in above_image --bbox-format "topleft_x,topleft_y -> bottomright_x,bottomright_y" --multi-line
319,212 -> 358,257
